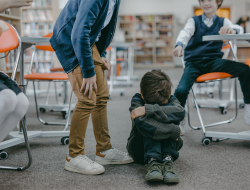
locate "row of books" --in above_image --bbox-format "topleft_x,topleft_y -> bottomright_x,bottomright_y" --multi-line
22,10 -> 53,22
30,0 -> 52,8
23,22 -> 53,37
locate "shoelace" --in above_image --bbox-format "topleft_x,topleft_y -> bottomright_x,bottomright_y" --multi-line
79,155 -> 95,165
112,148 -> 127,156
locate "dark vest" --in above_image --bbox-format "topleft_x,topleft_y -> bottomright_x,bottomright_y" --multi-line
184,15 -> 224,62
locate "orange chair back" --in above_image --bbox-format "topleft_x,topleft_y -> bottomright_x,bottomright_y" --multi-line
0,22 -> 19,53
36,33 -> 54,52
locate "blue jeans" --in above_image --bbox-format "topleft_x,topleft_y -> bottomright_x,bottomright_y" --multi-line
143,137 -> 180,163
174,58 -> 250,107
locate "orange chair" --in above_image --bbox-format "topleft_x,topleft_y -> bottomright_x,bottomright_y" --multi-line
25,34 -> 73,126
0,22 -> 32,171
181,56 -> 239,146
36,33 -> 64,73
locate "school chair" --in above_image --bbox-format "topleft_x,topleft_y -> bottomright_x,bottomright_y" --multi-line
181,41 -> 239,146
26,33 -> 74,119
0,21 -> 32,171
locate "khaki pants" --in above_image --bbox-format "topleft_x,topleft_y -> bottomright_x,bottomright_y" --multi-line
67,45 -> 112,158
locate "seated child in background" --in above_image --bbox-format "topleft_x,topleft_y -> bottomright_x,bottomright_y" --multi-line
127,70 -> 185,184
173,0 -> 250,134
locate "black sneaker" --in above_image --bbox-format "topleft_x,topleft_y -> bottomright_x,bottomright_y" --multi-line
162,160 -> 179,184
145,160 -> 163,182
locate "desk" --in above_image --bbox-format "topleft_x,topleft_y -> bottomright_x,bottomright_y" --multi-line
201,34 -> 250,142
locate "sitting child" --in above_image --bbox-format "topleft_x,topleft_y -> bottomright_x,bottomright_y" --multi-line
127,70 -> 185,184
173,0 -> 249,133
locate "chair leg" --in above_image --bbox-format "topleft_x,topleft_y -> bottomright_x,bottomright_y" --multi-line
188,79 -> 238,133
0,118 -> 32,171
33,81 -> 67,125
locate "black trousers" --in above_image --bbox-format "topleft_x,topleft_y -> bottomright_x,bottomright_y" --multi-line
143,137 -> 180,163
174,58 -> 250,107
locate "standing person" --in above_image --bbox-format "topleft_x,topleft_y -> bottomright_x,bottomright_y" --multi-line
50,0 -> 133,175
0,0 -> 33,143
173,0 -> 249,134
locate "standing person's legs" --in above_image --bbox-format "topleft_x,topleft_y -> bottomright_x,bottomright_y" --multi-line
92,45 -> 133,165
209,59 -> 250,125
65,45 -> 105,175
67,64 -> 97,158
91,45 -> 112,153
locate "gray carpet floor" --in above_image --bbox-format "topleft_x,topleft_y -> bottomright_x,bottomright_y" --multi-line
0,68 -> 250,190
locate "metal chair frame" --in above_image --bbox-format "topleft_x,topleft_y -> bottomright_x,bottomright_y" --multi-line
182,41 -> 239,137
0,23 -> 32,171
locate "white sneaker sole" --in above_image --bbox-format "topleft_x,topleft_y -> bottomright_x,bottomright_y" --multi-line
95,159 -> 134,165
64,163 -> 105,175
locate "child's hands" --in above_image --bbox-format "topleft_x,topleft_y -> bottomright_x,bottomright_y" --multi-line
0,21 -> 9,37
101,57 -> 111,71
219,26 -> 236,35
131,106 -> 146,121
173,46 -> 184,57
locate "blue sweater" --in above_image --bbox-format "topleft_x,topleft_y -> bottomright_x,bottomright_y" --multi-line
50,0 -> 121,78
184,15 -> 224,62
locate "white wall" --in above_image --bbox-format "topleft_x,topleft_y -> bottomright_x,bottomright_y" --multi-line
119,0 -> 250,23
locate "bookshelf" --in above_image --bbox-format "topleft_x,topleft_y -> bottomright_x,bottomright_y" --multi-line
119,14 -> 175,68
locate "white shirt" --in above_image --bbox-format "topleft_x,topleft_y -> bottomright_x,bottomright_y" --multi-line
96,0 -> 116,42
176,14 -> 244,48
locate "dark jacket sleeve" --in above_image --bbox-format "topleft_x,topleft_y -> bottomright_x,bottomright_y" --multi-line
129,93 -> 145,113
71,0 -> 104,78
129,93 -> 181,141
134,117 -> 181,141
145,95 -> 185,124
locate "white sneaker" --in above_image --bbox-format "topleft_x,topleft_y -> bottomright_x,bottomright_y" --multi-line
95,148 -> 134,165
65,154 -> 105,175
179,106 -> 188,136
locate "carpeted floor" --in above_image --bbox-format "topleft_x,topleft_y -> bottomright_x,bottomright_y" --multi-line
0,68 -> 249,190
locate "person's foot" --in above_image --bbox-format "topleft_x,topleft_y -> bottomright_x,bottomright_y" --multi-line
95,148 -> 134,165
65,154 -> 105,175
244,104 -> 250,125
145,159 -> 163,182
162,156 -> 179,184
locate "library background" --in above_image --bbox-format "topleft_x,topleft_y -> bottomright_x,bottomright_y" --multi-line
0,0 -> 250,74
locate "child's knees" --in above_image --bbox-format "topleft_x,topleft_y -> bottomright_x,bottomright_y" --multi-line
0,89 -> 17,113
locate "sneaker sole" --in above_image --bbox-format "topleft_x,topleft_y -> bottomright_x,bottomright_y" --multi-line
146,175 -> 163,182
95,159 -> 134,165
163,177 -> 179,184
64,164 -> 105,175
